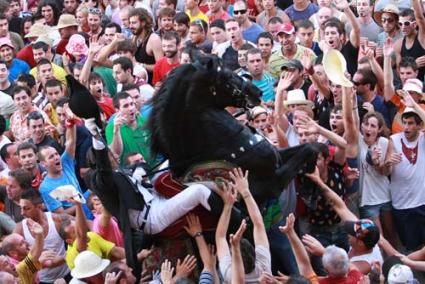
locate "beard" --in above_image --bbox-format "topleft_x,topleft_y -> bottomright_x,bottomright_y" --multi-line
164,49 -> 178,58
132,26 -> 143,36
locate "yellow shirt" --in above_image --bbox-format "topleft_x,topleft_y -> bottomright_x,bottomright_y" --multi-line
66,232 -> 115,269
186,10 -> 209,23
17,253 -> 42,284
30,63 -> 68,88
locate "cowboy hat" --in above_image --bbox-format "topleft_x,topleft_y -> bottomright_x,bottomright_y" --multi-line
323,49 -> 353,87
71,251 -> 110,279
373,4 -> 399,27
56,14 -> 79,29
284,89 -> 314,107
25,23 -> 51,38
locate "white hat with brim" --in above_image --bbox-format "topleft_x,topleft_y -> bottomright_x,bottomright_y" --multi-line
25,23 -> 51,38
284,89 -> 314,107
323,49 -> 353,88
71,251 -> 110,279
403,78 -> 424,96
35,35 -> 54,47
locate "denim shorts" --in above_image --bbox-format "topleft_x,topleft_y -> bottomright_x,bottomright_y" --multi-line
360,201 -> 392,219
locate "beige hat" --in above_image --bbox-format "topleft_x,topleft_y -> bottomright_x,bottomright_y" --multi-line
25,23 -> 50,38
323,49 -> 353,88
250,106 -> 268,119
284,89 -> 314,107
35,35 -> 54,47
56,14 -> 79,29
71,251 -> 110,279
373,4 -> 399,27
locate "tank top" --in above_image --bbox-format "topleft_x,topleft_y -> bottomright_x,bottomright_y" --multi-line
389,132 -> 425,210
135,34 -> 156,84
358,135 -> 390,207
350,245 -> 383,265
401,34 -> 425,81
22,212 -> 70,282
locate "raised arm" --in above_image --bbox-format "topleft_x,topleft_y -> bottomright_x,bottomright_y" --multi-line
27,219 -> 44,261
305,167 -> 357,222
96,34 -> 126,66
275,73 -> 296,132
215,183 -> 237,260
73,200 -> 89,252
383,38 -> 396,102
301,49 -> 331,100
342,86 -> 359,158
80,39 -> 103,87
412,0 -> 425,38
335,0 -> 360,48
279,214 -> 315,277
229,220 -> 246,284
64,104 -> 77,159
402,91 -> 425,123
109,114 -> 124,158
230,168 -> 269,249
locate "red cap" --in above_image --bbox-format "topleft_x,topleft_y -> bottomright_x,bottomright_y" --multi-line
277,23 -> 295,35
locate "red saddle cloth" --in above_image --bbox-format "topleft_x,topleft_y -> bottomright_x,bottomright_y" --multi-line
153,161 -> 235,238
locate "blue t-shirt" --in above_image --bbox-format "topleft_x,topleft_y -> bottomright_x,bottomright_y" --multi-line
284,3 -> 319,22
357,94 -> 392,128
252,73 -> 276,102
8,58 -> 30,82
242,23 -> 264,43
39,151 -> 94,220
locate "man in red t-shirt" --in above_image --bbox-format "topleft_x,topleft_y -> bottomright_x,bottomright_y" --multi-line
152,31 -> 180,86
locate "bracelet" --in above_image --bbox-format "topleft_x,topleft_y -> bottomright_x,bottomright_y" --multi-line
193,231 -> 203,238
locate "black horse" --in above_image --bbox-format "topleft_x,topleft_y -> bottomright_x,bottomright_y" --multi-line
148,56 -> 319,202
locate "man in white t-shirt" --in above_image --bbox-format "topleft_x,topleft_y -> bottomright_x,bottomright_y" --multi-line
387,98 -> 425,251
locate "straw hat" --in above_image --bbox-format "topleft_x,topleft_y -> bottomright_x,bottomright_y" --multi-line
56,14 -> 79,29
35,35 -> 54,47
25,23 -> 50,38
283,89 -> 314,107
323,49 -> 353,88
373,4 -> 399,27
71,251 -> 110,279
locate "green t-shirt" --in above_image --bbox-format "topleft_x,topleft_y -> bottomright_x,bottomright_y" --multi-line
105,115 -> 156,168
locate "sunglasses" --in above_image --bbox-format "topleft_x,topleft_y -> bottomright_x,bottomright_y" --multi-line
352,81 -> 364,86
398,20 -> 415,27
381,17 -> 395,23
233,9 -> 247,15
88,7 -> 102,15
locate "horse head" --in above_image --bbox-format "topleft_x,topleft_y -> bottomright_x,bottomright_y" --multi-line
189,55 -> 262,109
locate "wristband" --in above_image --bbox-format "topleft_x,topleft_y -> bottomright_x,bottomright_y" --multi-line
65,118 -> 77,128
193,231 -> 203,238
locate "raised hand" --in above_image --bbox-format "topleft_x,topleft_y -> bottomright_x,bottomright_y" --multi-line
104,270 -> 122,284
334,0 -> 349,10
383,37 -> 394,57
304,166 -> 323,185
228,168 -> 249,195
277,72 -> 296,93
279,213 -> 295,235
385,152 -> 402,166
175,255 -> 197,278
300,49 -> 312,72
220,182 -> 237,205
302,234 -> 326,256
401,90 -> 417,108
229,219 -> 247,247
184,213 -> 202,237
160,259 -> 174,284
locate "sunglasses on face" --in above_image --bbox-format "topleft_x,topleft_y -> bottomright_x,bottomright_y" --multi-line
233,9 -> 247,15
398,20 -> 415,27
381,17 -> 394,23
352,81 -> 364,86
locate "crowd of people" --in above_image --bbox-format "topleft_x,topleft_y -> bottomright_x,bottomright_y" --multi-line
0,0 -> 423,283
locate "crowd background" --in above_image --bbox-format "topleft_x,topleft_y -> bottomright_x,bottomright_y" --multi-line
0,0 -> 423,283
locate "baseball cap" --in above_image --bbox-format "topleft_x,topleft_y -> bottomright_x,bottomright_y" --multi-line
343,219 -> 380,249
0,37 -> 14,50
281,59 -> 304,71
277,23 -> 295,35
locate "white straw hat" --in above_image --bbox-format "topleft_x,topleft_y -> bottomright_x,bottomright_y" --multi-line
284,89 -> 313,107
71,251 -> 110,279
323,49 -> 353,87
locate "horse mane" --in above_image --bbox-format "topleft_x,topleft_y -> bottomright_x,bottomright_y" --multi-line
147,57 -> 218,159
